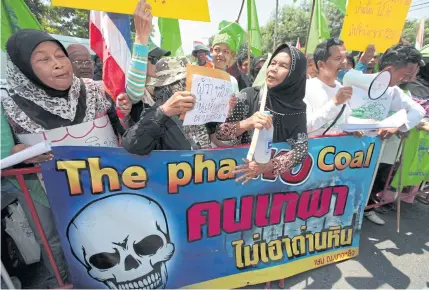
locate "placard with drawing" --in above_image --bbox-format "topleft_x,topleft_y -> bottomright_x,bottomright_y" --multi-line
183,75 -> 233,126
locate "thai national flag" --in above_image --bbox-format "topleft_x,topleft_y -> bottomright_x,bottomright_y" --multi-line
90,11 -> 132,103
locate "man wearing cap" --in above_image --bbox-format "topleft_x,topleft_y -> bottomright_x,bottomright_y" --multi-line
192,44 -> 213,68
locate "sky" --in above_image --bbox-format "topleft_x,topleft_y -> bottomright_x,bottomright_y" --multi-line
150,0 -> 429,55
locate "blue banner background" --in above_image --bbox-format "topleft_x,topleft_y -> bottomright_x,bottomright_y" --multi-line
41,135 -> 381,289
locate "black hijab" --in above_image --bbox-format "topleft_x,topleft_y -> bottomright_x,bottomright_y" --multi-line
265,44 -> 307,143
6,29 -> 70,99
4,29 -> 90,131
251,54 -> 268,79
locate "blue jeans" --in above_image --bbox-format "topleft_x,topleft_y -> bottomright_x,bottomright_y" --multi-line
1,177 -> 68,287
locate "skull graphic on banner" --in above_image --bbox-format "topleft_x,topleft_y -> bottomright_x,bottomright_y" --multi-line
67,194 -> 175,289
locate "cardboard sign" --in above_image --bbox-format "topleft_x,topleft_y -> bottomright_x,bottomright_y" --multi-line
52,0 -> 210,22
341,0 -> 411,52
17,116 -> 119,148
183,74 -> 233,125
180,64 -> 232,121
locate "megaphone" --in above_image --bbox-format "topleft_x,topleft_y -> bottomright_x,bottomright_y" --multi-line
342,69 -> 391,100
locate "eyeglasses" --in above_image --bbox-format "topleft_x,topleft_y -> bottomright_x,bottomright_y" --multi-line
148,56 -> 161,65
72,60 -> 94,68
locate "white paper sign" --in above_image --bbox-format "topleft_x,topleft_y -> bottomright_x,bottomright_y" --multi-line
183,75 -> 233,126
17,115 -> 119,147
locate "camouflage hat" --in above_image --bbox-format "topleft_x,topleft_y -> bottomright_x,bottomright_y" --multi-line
152,57 -> 189,87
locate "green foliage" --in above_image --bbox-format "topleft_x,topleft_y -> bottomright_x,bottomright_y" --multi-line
401,18 -> 429,47
25,0 -> 89,38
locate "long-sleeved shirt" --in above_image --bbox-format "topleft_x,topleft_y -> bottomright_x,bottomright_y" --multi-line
381,86 -> 426,132
304,78 -> 351,137
305,77 -> 426,137
126,43 -> 149,104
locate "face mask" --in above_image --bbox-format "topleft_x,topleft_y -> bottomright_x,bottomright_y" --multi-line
337,69 -> 349,83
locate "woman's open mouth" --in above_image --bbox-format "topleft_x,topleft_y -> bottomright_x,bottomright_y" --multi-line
55,72 -> 69,79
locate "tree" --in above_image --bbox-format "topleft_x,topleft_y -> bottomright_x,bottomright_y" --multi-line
401,18 -> 429,47
259,0 -> 343,53
25,0 -> 89,38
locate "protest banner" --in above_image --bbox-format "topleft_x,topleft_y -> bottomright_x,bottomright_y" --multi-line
52,0 -> 210,22
41,135 -> 382,289
341,0 -> 411,52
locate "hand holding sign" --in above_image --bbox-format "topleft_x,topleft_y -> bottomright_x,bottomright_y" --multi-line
161,91 -> 196,117
134,0 -> 153,45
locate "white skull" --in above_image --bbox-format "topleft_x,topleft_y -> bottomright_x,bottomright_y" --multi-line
67,194 -> 175,289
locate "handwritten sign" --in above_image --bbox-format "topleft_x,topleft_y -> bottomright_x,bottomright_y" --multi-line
52,0 -> 210,22
341,0 -> 411,52
17,116 -> 119,148
183,75 -> 233,126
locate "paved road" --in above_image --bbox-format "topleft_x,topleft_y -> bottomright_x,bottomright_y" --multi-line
245,201 -> 429,289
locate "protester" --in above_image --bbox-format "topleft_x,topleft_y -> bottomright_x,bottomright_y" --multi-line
251,54 -> 268,81
210,20 -> 243,95
337,45 -> 376,83
125,0 -> 166,109
344,55 -> 355,69
67,43 -> 127,136
306,53 -> 318,79
405,59 -> 429,99
66,44 -> 94,79
216,44 -> 308,183
1,30 -> 111,139
366,55 -> 380,74
122,57 -> 217,154
1,105 -> 68,287
192,44 -> 213,68
236,51 -> 254,90
304,38 -> 351,136
361,44 -> 426,225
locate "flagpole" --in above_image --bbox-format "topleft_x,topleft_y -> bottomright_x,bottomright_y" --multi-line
248,31 -> 252,73
236,0 -> 246,22
273,0 -> 279,51
304,0 -> 316,55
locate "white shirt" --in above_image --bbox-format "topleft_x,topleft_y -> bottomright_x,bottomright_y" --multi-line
380,86 -> 426,132
305,79 -> 426,137
304,78 -> 352,137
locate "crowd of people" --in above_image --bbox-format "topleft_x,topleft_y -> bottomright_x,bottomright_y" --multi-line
1,0 -> 428,287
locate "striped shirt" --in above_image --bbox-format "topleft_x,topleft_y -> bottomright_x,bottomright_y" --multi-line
126,43 -> 149,104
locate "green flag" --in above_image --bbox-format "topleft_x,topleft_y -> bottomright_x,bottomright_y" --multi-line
247,0 -> 262,56
391,129 -> 429,189
158,18 -> 184,57
1,0 -> 43,51
306,0 -> 330,54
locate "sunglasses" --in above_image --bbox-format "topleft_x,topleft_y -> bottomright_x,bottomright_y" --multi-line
148,56 -> 161,65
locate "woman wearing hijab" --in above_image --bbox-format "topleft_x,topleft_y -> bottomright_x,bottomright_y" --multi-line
251,54 -> 268,81
2,29 -> 111,141
216,44 -> 308,183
